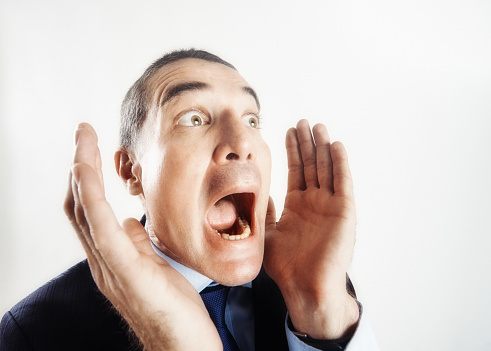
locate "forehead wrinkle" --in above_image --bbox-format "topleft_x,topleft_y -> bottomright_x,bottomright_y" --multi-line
147,60 -> 260,115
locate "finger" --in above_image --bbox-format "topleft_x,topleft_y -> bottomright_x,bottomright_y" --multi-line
72,164 -> 135,295
70,168 -> 94,252
265,196 -> 277,232
73,123 -> 98,167
296,119 -> 319,188
72,164 -> 135,299
74,123 -> 104,190
330,142 -> 354,198
95,143 -> 104,192
286,128 -> 306,191
64,170 -> 75,221
67,168 -> 106,285
70,124 -> 128,293
68,124 -> 108,281
72,162 -> 140,273
312,124 -> 334,193
82,123 -> 105,189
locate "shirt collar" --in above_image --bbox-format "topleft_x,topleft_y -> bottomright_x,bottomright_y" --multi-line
150,240 -> 212,293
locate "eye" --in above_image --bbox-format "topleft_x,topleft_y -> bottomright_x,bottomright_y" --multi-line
177,110 -> 207,127
244,114 -> 260,128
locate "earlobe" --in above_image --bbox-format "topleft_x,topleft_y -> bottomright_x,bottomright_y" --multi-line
115,148 -> 143,196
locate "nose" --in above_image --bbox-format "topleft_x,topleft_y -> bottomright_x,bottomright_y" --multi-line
212,114 -> 254,165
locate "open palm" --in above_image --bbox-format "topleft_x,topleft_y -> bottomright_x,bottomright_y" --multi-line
264,120 -> 358,339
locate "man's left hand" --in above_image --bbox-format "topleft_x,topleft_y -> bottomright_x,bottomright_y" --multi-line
264,119 -> 359,340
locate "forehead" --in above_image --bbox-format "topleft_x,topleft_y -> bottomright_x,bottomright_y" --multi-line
146,58 -> 252,106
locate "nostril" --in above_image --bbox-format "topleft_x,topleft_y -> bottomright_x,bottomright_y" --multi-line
226,153 -> 240,160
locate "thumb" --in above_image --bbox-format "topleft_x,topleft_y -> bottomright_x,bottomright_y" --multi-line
121,218 -> 156,258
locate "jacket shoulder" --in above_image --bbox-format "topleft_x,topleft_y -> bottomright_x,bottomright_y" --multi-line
1,260 -> 136,351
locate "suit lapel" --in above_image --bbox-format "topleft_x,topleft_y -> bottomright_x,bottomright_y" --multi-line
252,267 -> 288,351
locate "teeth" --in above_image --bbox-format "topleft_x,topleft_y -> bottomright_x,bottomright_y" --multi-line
216,216 -> 251,241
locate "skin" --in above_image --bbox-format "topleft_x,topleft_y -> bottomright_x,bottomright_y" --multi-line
64,59 -> 359,350
265,122 -> 359,338
115,59 -> 271,286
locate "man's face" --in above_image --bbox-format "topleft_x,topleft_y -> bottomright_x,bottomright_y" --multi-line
133,59 -> 271,286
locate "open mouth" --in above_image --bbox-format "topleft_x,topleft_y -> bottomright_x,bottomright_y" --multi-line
207,193 -> 255,241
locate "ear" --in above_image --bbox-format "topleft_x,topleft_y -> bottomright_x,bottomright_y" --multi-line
114,148 -> 143,196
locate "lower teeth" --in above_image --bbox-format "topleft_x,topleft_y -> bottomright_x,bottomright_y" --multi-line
216,217 -> 251,240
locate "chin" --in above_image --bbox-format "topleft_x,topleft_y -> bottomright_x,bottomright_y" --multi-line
208,255 -> 263,287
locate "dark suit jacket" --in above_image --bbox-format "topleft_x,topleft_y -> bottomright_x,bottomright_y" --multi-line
0,260 -> 291,351
1,260 -> 355,351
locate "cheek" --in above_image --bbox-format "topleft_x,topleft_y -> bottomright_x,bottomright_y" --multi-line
259,141 -> 272,191
165,144 -> 210,186
150,144 -> 211,217
254,141 -> 272,224
140,148 -> 165,195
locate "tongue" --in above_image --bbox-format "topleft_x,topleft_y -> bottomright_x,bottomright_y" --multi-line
207,196 -> 237,230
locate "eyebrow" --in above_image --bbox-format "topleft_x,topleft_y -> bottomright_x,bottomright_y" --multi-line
160,81 -> 209,107
243,86 -> 261,110
159,81 -> 261,110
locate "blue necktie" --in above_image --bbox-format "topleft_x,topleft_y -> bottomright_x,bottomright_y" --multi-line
201,285 -> 240,351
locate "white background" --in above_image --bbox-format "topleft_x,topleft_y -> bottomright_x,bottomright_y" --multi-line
1,1 -> 490,350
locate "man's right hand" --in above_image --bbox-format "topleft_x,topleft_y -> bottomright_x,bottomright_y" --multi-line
64,123 -> 221,351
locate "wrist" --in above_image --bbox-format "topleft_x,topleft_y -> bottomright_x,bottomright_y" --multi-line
288,315 -> 354,350
286,291 -> 359,340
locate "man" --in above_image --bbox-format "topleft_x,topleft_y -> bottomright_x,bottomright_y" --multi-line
0,49 -> 379,350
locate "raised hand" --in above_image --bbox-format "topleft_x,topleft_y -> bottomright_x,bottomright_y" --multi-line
264,119 -> 359,339
64,123 -> 221,351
